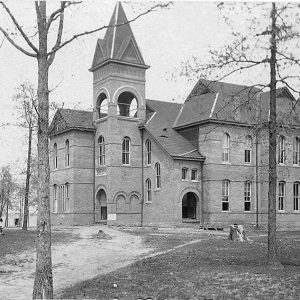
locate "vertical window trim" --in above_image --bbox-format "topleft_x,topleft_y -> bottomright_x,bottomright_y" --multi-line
65,183 -> 70,212
293,137 -> 300,165
222,133 -> 230,163
155,162 -> 161,189
244,136 -> 252,164
293,182 -> 300,212
122,137 -> 130,165
145,179 -> 152,202
98,136 -> 105,166
222,180 -> 230,211
278,136 -> 285,165
278,181 -> 285,211
53,143 -> 58,169
146,139 -> 151,165
53,185 -> 57,213
65,140 -> 70,167
244,181 -> 251,211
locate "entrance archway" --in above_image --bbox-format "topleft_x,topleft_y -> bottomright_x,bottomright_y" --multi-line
95,189 -> 107,222
182,192 -> 198,220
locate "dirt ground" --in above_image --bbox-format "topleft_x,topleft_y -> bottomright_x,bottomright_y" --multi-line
0,225 -> 152,300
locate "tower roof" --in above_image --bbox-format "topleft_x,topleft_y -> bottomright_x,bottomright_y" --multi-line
91,2 -> 147,70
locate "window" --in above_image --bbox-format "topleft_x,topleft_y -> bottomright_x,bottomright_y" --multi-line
96,93 -> 108,119
65,183 -> 70,212
98,136 -> 105,166
222,180 -> 230,211
122,137 -> 130,165
117,92 -> 138,117
146,179 -> 151,202
53,185 -> 58,213
59,185 -> 65,212
278,181 -> 285,211
65,140 -> 70,167
182,168 -> 188,180
293,182 -> 300,211
145,139 -> 151,165
222,133 -> 230,163
244,181 -> 251,211
278,136 -> 285,164
293,137 -> 300,165
244,136 -> 252,164
53,143 -> 58,169
191,169 -> 198,181
155,163 -> 161,189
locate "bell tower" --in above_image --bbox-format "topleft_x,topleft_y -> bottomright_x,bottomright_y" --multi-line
90,2 -> 149,225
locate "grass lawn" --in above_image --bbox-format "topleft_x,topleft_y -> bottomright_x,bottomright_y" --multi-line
0,227 -> 78,258
58,228 -> 300,300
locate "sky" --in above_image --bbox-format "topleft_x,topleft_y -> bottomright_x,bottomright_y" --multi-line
0,1 -> 277,176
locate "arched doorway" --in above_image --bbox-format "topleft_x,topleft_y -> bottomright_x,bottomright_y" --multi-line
182,192 -> 198,220
95,189 -> 107,222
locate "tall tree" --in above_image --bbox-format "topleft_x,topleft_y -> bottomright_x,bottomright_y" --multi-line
13,83 -> 38,231
0,166 -> 13,221
0,2 -> 170,298
182,2 -> 300,267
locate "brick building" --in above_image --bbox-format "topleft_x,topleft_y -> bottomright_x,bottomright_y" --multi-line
49,3 -> 300,229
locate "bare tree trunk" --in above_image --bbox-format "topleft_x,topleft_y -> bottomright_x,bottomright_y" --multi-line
5,200 -> 8,227
32,2 -> 53,298
22,124 -> 32,230
268,2 -> 280,267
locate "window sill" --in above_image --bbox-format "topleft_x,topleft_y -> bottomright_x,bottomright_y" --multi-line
191,180 -> 199,182
292,164 -> 300,167
244,163 -> 252,166
278,163 -> 285,166
222,162 -> 231,165
145,164 -> 151,167
154,188 -> 161,192
122,164 -> 131,166
145,201 -> 152,204
181,179 -> 189,181
278,210 -> 285,213
221,210 -> 231,212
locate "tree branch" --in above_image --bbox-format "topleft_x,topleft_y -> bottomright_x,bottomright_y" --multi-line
0,27 -> 37,57
48,2 -> 66,66
47,2 -> 171,57
0,1 -> 38,53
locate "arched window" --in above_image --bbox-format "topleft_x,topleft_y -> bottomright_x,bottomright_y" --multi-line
53,143 -> 58,169
278,136 -> 285,164
65,140 -> 70,167
122,137 -> 130,165
53,185 -> 58,213
293,182 -> 300,211
244,136 -> 252,164
98,136 -> 105,166
145,139 -> 151,165
146,178 -> 152,202
244,181 -> 251,211
293,137 -> 300,165
222,133 -> 230,163
59,184 -> 65,212
96,93 -> 108,119
155,163 -> 161,189
117,92 -> 138,118
222,180 -> 230,211
278,181 -> 285,211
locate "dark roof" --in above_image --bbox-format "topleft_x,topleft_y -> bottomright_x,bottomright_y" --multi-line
59,109 -> 94,129
91,2 -> 146,70
174,79 -> 261,128
145,100 -> 204,160
49,109 -> 94,135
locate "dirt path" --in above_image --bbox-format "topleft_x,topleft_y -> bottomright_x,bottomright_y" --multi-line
0,225 -> 152,300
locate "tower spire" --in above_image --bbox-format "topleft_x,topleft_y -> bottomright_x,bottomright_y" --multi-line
91,2 -> 147,71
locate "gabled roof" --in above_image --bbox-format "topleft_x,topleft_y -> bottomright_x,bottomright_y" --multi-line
174,79 -> 261,128
49,109 -> 94,136
91,2 -> 146,70
144,100 -> 204,161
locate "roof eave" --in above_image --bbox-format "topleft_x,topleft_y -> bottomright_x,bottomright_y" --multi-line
49,127 -> 95,137
172,155 -> 205,162
173,119 -> 254,131
89,58 -> 150,72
